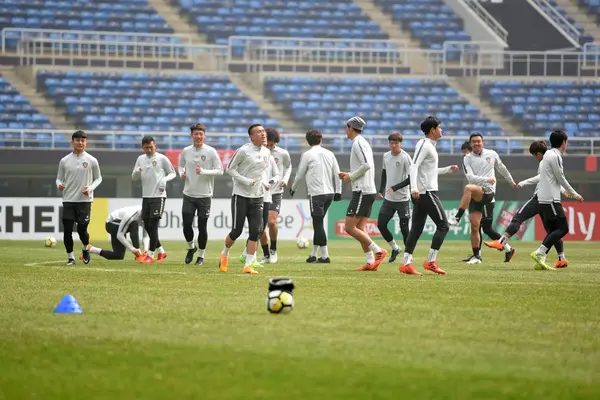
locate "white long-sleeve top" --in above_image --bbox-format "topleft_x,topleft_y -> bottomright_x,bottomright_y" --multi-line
462,148 -> 514,193
225,142 -> 272,199
56,152 -> 102,202
349,135 -> 376,194
291,144 -> 342,196
263,156 -> 280,203
382,149 -> 412,202
537,148 -> 579,203
178,144 -> 223,198
270,145 -> 292,195
518,160 -> 568,198
106,205 -> 148,253
410,138 -> 453,194
132,152 -> 176,198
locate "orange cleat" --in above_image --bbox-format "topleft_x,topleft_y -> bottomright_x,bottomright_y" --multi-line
399,264 -> 422,275
356,263 -> 378,271
554,259 -> 568,268
242,265 -> 258,275
219,254 -> 229,272
157,252 -> 167,263
423,260 -> 447,275
484,239 -> 504,251
370,249 -> 388,271
135,254 -> 146,263
140,255 -> 155,264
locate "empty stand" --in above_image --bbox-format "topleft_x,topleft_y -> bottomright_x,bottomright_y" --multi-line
37,70 -> 294,150
265,76 -> 508,154
174,0 -> 388,45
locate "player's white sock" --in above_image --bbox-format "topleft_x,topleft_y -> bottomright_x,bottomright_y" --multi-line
427,249 -> 438,262
368,242 -> 382,253
242,248 -> 247,258
388,240 -> 400,251
536,245 -> 548,256
158,246 -> 166,254
198,249 -> 206,258
245,253 -> 255,267
402,252 -> 412,265
67,252 -> 74,260
320,246 -> 329,258
499,236 -> 508,245
504,243 -> 512,252
311,245 -> 319,257
558,252 -> 565,261
147,250 -> 155,258
222,246 -> 230,256
88,246 -> 101,255
366,251 -> 375,264
187,241 -> 195,250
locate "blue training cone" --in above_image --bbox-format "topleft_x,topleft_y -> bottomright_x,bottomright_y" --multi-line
53,294 -> 83,314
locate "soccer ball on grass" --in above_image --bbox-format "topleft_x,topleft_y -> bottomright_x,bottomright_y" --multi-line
44,237 -> 57,248
266,290 -> 294,314
296,237 -> 309,249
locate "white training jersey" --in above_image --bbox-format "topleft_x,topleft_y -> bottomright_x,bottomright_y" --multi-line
56,151 -> 102,202
349,135 -> 376,194
291,144 -> 342,196
132,152 -> 176,198
382,149 -> 412,202
106,205 -> 146,252
178,144 -> 223,198
462,148 -> 514,194
537,148 -> 579,203
410,138 -> 453,194
226,142 -> 272,199
269,145 -> 292,195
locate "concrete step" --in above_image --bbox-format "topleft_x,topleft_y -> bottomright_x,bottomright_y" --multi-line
147,0 -> 209,43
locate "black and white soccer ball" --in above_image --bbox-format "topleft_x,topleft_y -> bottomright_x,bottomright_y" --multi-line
266,290 -> 294,314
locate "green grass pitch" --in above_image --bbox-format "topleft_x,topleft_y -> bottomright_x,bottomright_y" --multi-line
0,239 -> 599,399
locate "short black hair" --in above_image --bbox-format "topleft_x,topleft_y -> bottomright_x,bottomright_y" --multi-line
469,132 -> 483,143
266,127 -> 280,143
388,132 -> 403,142
190,123 -> 205,134
305,129 -> 322,146
420,116 -> 441,135
461,141 -> 472,151
549,129 -> 568,148
529,140 -> 548,155
248,123 -> 263,136
141,136 -> 155,146
72,130 -> 87,140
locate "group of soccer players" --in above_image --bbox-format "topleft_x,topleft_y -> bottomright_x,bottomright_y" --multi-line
56,115 -> 583,273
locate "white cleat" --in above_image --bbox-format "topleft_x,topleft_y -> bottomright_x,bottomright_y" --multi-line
466,255 -> 482,264
269,250 -> 278,264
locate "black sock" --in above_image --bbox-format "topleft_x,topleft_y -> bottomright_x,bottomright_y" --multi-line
262,244 -> 270,258
473,247 -> 480,257
270,240 -> 277,251
455,208 -> 466,221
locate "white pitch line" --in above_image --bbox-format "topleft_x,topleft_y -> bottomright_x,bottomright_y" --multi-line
23,261 -> 188,275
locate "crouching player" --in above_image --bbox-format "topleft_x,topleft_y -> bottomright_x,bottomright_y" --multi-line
87,205 -> 150,261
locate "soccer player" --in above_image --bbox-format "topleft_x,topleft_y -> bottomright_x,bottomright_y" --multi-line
461,141 -> 472,156
484,140 -> 571,268
178,123 -> 223,265
219,123 -> 271,275
338,116 -> 388,271
290,128 -> 342,263
449,133 -> 517,264
515,131 -> 581,270
376,132 -> 412,263
265,127 -> 292,264
399,116 -> 459,275
132,136 -> 176,264
56,130 -> 102,265
87,205 -> 148,261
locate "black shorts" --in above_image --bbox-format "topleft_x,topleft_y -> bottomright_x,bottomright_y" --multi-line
379,199 -> 411,221
262,202 -> 270,229
269,193 -> 282,212
142,197 -> 165,220
539,201 -> 566,222
182,194 -> 211,219
346,191 -> 376,218
469,192 -> 495,217
309,194 -> 334,217
229,195 -> 264,240
512,195 -> 540,224
62,202 -> 91,225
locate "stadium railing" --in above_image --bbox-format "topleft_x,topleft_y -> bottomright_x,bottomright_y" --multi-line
526,0 -> 582,48
461,0 -> 509,46
1,129 -> 597,155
